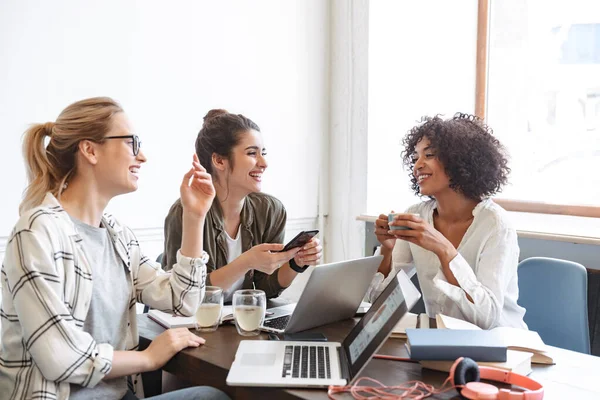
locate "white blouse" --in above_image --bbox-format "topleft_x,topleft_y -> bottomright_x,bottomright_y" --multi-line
367,198 -> 527,330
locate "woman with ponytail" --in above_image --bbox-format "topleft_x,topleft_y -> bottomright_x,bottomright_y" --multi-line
0,98 -> 229,400
162,109 -> 322,302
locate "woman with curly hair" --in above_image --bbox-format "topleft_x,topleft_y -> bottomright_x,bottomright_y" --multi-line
368,113 -> 526,329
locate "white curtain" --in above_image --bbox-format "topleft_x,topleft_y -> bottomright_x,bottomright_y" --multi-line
323,0 -> 370,263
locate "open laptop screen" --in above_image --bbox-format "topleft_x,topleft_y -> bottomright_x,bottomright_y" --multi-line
342,274 -> 408,380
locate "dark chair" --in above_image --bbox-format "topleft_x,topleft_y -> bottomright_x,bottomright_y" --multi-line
518,257 -> 590,354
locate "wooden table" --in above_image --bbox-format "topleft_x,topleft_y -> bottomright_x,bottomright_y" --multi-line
138,314 -> 600,399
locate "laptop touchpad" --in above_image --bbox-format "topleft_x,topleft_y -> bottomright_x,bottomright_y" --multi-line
241,352 -> 277,366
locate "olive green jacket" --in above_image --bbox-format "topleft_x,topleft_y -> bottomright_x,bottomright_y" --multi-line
162,192 -> 287,298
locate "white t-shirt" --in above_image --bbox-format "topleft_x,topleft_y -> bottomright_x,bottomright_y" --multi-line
223,226 -> 244,303
367,198 -> 527,330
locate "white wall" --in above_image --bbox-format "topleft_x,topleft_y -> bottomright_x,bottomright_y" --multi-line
0,0 -> 328,259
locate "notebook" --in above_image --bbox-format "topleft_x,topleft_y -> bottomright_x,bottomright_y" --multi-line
420,349 -> 533,376
405,329 -> 508,362
435,314 -> 554,365
148,306 -> 233,329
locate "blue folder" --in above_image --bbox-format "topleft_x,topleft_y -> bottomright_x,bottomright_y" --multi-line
405,329 -> 507,362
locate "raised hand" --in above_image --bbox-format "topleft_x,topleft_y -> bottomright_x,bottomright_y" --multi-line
180,154 -> 216,219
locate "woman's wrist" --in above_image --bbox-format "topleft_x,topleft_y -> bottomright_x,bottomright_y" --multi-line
180,211 -> 205,258
435,243 -> 458,266
108,350 -> 156,379
288,258 -> 308,273
380,245 -> 393,256
182,210 -> 206,224
377,251 -> 393,277
139,349 -> 156,372
234,252 -> 253,274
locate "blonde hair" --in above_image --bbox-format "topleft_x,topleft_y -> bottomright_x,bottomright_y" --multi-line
20,97 -> 123,215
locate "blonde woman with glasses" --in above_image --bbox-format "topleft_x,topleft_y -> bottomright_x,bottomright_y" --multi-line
0,97 -> 229,400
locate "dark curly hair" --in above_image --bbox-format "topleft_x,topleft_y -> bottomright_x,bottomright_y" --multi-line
401,113 -> 510,200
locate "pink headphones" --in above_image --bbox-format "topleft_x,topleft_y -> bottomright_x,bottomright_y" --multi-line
450,357 -> 544,399
328,356 -> 544,399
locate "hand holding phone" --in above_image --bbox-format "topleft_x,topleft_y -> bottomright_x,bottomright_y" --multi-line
242,243 -> 302,275
277,230 -> 319,253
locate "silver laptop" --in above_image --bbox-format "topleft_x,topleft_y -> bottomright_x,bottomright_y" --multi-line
226,270 -> 408,388
260,255 -> 383,334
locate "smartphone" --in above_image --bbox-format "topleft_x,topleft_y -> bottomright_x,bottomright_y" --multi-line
277,230 -> 319,252
283,332 -> 327,342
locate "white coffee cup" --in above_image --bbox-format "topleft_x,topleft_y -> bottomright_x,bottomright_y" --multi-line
388,212 -> 421,230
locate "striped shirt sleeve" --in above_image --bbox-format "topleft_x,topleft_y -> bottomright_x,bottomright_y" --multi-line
3,226 -> 113,388
130,227 -> 206,317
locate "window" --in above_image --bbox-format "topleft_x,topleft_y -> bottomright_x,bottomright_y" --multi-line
367,0 -> 478,215
368,0 -> 600,218
555,23 -> 600,64
487,0 -> 600,208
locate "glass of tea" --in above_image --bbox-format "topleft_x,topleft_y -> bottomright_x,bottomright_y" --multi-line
232,289 -> 266,336
195,286 -> 223,332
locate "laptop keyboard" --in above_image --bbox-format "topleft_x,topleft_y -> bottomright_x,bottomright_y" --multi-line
281,345 -> 331,379
263,315 -> 291,330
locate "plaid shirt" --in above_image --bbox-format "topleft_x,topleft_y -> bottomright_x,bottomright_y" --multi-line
0,193 -> 207,400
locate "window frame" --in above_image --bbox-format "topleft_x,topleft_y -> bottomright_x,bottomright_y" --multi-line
477,0 -> 600,218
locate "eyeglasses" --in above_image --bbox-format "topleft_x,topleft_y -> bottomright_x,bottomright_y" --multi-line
103,135 -> 142,156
